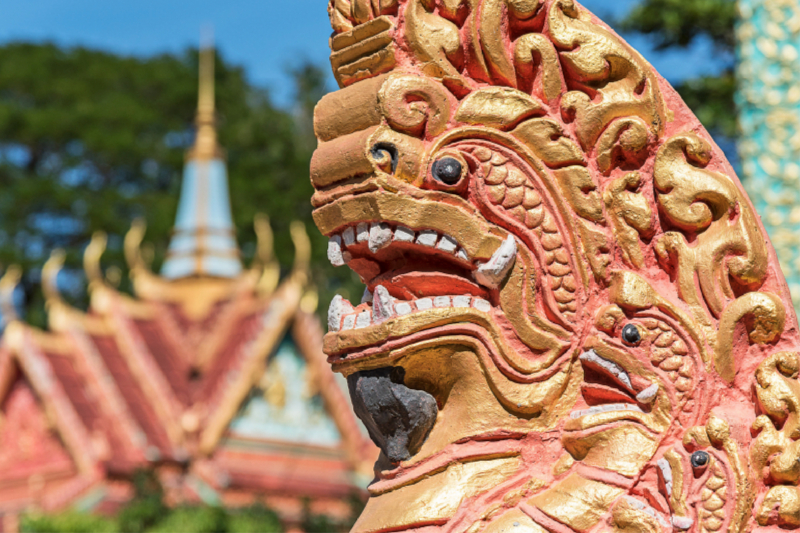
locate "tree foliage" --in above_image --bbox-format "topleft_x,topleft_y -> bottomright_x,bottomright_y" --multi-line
0,42 -> 361,327
618,0 -> 737,138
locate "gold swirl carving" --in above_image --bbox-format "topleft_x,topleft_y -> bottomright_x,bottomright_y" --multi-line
715,292 -> 785,382
328,0 -> 399,29
514,34 -> 563,101
478,0 -> 543,87
603,172 -> 653,269
753,351 -> 800,527
404,0 -> 467,92
654,133 -> 768,320
547,0 -> 665,151
378,74 -> 453,138
456,87 -> 544,131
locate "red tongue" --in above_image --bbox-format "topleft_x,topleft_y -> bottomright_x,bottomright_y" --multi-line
369,271 -> 488,300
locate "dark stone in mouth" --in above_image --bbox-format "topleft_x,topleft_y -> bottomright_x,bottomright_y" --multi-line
347,367 -> 438,464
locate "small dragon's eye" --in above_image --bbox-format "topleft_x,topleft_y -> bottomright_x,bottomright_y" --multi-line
621,323 -> 641,345
432,157 -> 463,185
691,451 -> 709,469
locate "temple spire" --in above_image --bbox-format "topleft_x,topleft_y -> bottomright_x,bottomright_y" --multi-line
161,37 -> 242,280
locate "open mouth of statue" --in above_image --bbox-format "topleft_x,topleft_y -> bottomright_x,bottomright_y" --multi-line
325,219 -> 515,353
566,350 -> 659,432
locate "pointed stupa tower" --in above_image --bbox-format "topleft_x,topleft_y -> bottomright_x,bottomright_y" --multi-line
161,43 -> 242,279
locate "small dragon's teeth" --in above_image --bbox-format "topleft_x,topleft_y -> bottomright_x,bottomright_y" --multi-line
327,235 -> 347,267
373,285 -> 395,323
636,383 -> 659,403
368,222 -> 393,253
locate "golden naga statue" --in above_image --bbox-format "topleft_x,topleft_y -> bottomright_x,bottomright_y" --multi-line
310,0 -> 800,531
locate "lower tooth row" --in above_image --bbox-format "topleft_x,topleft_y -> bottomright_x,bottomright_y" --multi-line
330,295 -> 492,333
569,403 -> 644,419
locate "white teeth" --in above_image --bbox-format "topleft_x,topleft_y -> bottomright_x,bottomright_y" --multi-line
361,288 -> 373,304
394,226 -> 415,242
355,311 -> 372,329
579,350 -> 632,389
373,286 -> 395,323
672,516 -> 694,529
327,295 -> 353,332
369,222 -> 393,253
327,235 -> 348,267
434,296 -> 451,308
569,403 -> 643,419
416,298 -> 433,310
475,235 -> 517,289
636,383 -> 659,403
343,227 -> 356,247
331,294 -> 495,332
473,299 -> 491,312
453,296 -> 471,307
416,230 -> 438,247
356,222 -> 369,242
657,458 -> 672,496
437,235 -> 458,253
456,249 -> 469,261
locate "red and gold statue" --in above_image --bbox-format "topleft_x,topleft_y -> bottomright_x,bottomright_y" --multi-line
311,0 -> 800,530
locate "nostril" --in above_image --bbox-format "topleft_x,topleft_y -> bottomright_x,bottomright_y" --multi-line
371,142 -> 399,173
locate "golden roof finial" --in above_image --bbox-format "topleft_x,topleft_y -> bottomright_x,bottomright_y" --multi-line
42,249 -> 66,309
188,30 -> 223,161
84,231 -> 108,291
0,265 -> 22,323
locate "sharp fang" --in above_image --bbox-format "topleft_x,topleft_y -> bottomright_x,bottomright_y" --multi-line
327,295 -> 352,332
327,235 -> 347,267
361,288 -> 373,304
373,285 -> 395,323
636,383 -> 659,403
369,222 -> 392,253
474,236 -> 517,289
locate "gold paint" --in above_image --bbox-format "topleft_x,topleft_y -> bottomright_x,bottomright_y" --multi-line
603,172 -> 654,269
514,33 -> 563,101
528,473 -> 625,531
329,16 -> 397,86
253,214 -> 280,296
404,0 -> 467,90
379,74 -> 453,138
352,456 -> 521,533
611,498 -> 662,533
314,74 -> 386,142
552,166 -> 604,222
654,133 -> 768,320
563,425 -> 658,478
512,118 -> 584,168
663,449 -> 687,517
478,0 -> 542,87
547,0 -> 665,149
484,509 -> 547,533
313,191 -> 506,261
187,44 -> 223,161
456,87 -> 544,131
715,292 -> 785,381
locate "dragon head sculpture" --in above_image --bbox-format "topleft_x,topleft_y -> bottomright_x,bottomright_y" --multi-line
310,1 -> 800,531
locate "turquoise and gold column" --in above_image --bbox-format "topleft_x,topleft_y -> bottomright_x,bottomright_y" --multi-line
737,0 -> 800,306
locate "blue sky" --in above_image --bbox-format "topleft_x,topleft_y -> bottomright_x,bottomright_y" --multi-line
0,0 -> 726,107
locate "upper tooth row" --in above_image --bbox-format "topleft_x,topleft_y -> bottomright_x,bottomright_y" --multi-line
328,293 -> 492,333
569,403 -> 643,419
579,350 -> 632,389
327,222 -> 469,266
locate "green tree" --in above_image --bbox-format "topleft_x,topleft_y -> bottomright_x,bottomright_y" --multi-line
0,42 -> 360,327
617,0 -> 737,138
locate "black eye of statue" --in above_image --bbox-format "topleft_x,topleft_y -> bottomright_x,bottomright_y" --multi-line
432,157 -> 463,185
691,450 -> 709,468
621,323 -> 641,345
